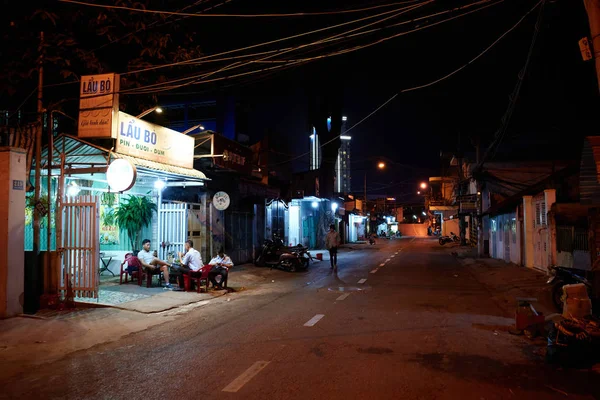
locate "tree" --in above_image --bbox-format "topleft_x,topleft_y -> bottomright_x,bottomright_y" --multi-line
0,1 -> 204,119
114,195 -> 157,251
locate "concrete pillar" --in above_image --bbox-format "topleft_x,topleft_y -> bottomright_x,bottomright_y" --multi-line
522,195 -> 535,269
544,189 -> 556,212
0,148 -> 26,318
544,189 -> 557,269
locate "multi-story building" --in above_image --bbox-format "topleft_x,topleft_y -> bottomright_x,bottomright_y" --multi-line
308,116 -> 351,194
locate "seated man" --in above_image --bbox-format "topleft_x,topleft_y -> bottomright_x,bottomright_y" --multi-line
172,240 -> 203,288
208,248 -> 233,290
137,239 -> 173,289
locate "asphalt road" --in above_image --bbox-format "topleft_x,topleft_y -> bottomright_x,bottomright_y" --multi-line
2,238 -> 599,399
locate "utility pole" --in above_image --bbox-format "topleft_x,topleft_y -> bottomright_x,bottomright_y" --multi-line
584,0 -> 600,93
364,173 -> 368,235
33,32 -> 44,256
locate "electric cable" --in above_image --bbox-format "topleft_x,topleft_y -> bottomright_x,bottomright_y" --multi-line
60,0 -> 424,18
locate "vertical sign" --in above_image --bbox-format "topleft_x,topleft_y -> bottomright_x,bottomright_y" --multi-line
78,73 -> 120,139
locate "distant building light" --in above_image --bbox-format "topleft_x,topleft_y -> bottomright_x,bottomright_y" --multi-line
340,135 -> 351,140
311,201 -> 319,209
342,116 -> 348,121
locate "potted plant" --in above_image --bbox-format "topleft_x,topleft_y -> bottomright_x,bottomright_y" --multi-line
114,195 -> 157,251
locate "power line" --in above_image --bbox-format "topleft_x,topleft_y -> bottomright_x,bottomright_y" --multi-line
123,2 -> 424,76
125,0 -> 500,95
268,0 -> 539,167
482,0 -> 545,165
86,0 -> 219,54
60,0 -> 423,18
124,2 -> 430,93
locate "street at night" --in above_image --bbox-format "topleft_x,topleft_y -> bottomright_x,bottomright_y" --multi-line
1,239 -> 597,399
2,1 -> 600,398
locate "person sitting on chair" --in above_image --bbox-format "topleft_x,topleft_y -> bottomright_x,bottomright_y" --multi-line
208,248 -> 233,290
172,240 -> 203,288
137,239 -> 173,289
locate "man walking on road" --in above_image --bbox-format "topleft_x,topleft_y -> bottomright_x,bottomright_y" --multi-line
326,224 -> 341,271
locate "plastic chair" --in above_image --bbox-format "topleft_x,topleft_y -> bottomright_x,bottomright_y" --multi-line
120,254 -> 142,285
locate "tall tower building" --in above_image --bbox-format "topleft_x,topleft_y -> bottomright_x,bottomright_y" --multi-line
309,116 -> 351,194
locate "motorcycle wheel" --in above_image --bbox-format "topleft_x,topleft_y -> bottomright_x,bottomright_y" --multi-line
551,281 -> 565,311
439,238 -> 445,246
288,263 -> 297,272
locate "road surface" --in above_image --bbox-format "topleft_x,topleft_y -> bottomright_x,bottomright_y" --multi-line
1,238 -> 598,399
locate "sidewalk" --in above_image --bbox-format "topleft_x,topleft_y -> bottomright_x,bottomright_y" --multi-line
445,245 -> 557,318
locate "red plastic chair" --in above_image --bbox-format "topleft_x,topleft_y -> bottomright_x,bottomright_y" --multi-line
120,254 -> 142,285
183,265 -> 211,293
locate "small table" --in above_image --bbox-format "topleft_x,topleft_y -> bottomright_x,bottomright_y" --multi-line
99,253 -> 117,276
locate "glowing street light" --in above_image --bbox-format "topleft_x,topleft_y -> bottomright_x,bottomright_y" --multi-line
420,182 -> 427,189
378,162 -> 386,169
136,106 -> 163,119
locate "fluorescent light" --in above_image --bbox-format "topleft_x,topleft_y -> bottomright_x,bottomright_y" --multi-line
154,179 -> 166,190
340,135 -> 351,140
342,116 -> 348,121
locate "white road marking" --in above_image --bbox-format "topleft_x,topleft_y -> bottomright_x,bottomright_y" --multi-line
304,314 -> 325,326
336,293 -> 350,301
370,269 -> 378,274
379,263 -> 385,267
386,258 -> 391,262
222,361 -> 271,392
391,255 -> 395,258
357,278 -> 367,284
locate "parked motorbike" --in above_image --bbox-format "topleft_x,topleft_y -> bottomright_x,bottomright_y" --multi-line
255,239 -> 311,272
547,266 -> 594,311
439,232 -> 460,245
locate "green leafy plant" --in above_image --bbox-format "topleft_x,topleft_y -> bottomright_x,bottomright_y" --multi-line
101,207 -> 115,227
101,192 -> 117,206
114,195 -> 157,251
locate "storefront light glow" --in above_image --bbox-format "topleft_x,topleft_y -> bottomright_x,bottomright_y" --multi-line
154,179 -> 166,190
106,159 -> 137,192
67,182 -> 81,197
311,201 -> 319,209
331,202 -> 338,211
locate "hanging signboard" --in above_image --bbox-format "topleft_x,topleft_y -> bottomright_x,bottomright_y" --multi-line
78,73 -> 120,138
114,111 -> 194,169
212,134 -> 252,175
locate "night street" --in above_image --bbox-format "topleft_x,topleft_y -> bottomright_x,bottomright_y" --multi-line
1,239 -> 597,400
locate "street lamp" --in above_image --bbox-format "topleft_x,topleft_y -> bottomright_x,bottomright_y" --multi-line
181,124 -> 205,135
420,182 -> 427,189
136,106 -> 163,119
378,162 -> 385,169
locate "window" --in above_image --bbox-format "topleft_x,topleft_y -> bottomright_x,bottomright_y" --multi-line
491,219 -> 497,232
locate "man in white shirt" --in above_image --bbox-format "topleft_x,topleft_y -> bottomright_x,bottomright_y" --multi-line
208,248 -> 233,290
137,239 -> 173,288
173,240 -> 203,288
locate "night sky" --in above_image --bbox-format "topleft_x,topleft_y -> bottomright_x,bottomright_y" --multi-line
3,0 -> 599,203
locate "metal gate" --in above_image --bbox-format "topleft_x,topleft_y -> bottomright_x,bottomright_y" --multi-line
158,202 -> 188,260
225,211 -> 253,264
59,195 -> 100,299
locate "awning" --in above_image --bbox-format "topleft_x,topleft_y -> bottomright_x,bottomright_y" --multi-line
112,153 -> 207,181
42,134 -> 207,182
